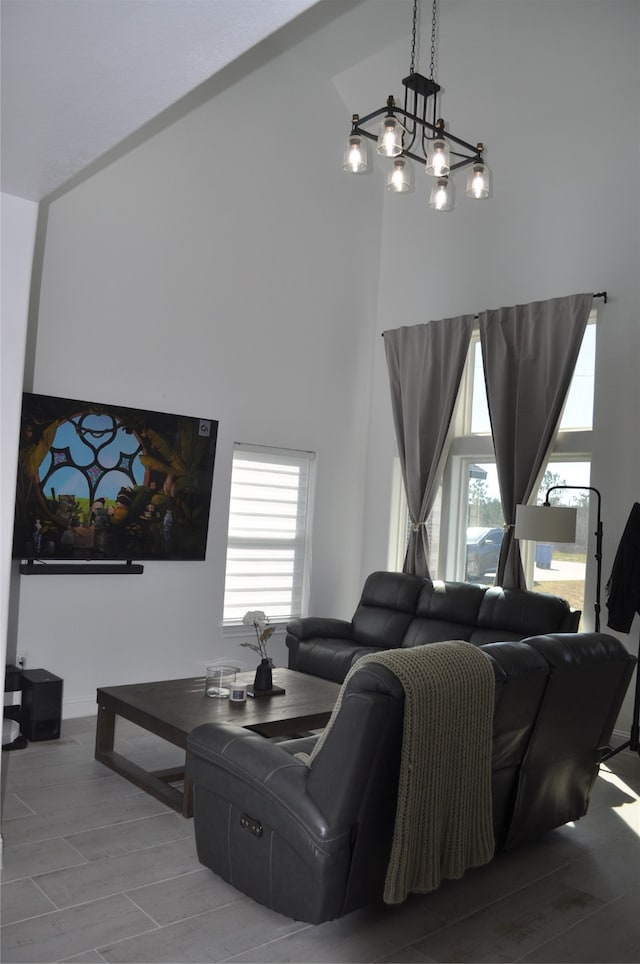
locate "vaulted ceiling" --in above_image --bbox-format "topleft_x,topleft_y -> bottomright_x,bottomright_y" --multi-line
0,0 -> 321,201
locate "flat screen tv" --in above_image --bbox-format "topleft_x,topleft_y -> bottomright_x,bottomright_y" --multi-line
13,392 -> 218,567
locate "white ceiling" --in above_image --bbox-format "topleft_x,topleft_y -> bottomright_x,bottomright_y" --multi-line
0,0 -> 321,201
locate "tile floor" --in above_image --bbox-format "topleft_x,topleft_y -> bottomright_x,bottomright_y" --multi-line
1,715 -> 639,963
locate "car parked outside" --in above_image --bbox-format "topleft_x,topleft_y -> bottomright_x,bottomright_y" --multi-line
466,526 -> 503,580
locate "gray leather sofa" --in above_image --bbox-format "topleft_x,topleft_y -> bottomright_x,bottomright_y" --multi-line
187,632 -> 635,924
286,570 -> 581,683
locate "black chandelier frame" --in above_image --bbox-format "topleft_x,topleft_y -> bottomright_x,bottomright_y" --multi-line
349,71 -> 485,173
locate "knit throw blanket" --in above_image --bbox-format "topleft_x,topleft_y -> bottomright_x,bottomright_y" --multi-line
306,641 -> 496,904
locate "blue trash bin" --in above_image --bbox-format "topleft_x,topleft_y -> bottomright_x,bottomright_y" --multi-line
535,543 -> 553,569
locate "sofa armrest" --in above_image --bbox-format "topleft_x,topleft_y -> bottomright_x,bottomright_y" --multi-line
286,618 -> 361,680
187,722 -> 354,924
187,722 -> 348,848
286,617 -> 355,641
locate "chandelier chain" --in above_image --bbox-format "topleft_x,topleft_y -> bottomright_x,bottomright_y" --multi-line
410,0 -> 418,75
430,0 -> 437,81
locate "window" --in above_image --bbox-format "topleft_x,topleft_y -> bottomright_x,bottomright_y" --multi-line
388,312 -> 597,603
223,444 -> 315,624
526,460 -> 591,623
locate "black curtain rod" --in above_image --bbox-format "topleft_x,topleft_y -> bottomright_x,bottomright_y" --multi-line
381,292 -> 608,337
469,291 -> 608,320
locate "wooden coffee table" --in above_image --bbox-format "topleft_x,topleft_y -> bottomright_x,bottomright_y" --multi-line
95,668 -> 339,817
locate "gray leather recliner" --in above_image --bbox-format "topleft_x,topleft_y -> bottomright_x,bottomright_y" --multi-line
187,632 -> 635,924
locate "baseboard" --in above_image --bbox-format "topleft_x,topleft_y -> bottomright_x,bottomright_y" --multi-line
62,697 -> 97,720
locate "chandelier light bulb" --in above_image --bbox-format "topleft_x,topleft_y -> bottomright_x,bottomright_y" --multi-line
376,116 -> 403,157
465,161 -> 490,198
348,141 -> 363,172
343,134 -> 369,173
426,138 -> 450,177
386,157 -> 414,193
429,177 -> 453,211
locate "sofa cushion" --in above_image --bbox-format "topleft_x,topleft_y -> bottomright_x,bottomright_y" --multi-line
471,586 -> 577,643
477,640 -> 551,846
359,571 -> 425,612
352,571 -> 424,648
402,619 -> 474,647
415,580 -> 486,623
401,580 -> 486,646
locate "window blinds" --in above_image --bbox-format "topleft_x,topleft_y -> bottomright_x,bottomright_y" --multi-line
223,444 -> 314,623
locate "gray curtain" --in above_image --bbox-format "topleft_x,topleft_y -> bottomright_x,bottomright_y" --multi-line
479,293 -> 593,589
384,316 -> 474,577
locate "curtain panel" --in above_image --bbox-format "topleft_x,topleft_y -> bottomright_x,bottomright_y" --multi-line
384,317 -> 474,577
479,293 -> 593,589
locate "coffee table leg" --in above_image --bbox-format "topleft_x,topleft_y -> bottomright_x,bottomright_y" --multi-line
183,772 -> 193,818
96,700 -> 192,817
95,702 -> 116,757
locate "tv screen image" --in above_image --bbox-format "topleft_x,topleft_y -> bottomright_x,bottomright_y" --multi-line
13,393 -> 218,563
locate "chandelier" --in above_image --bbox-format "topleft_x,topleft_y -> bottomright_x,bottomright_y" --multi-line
343,0 -> 490,210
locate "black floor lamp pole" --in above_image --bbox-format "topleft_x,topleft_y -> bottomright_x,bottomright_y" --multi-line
545,484 -> 602,632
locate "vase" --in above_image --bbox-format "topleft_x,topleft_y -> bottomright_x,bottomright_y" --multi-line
253,658 -> 273,692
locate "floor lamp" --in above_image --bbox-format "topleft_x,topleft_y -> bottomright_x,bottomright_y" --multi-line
515,485 -> 603,631
517,490 -> 640,760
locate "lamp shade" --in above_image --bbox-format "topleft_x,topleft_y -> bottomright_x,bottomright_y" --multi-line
429,177 -> 453,211
425,137 -> 450,177
515,504 -> 578,543
465,161 -> 490,199
343,134 -> 370,173
376,116 -> 403,157
386,157 -> 414,193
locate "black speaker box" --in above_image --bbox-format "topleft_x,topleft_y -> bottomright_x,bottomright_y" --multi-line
21,669 -> 63,742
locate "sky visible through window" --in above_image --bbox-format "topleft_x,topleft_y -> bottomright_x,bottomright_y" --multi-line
470,324 -> 595,501
472,326 -> 595,434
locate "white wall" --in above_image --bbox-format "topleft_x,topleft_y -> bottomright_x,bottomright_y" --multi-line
13,23 -> 384,716
1,193 -> 38,817
1,193 -> 39,673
